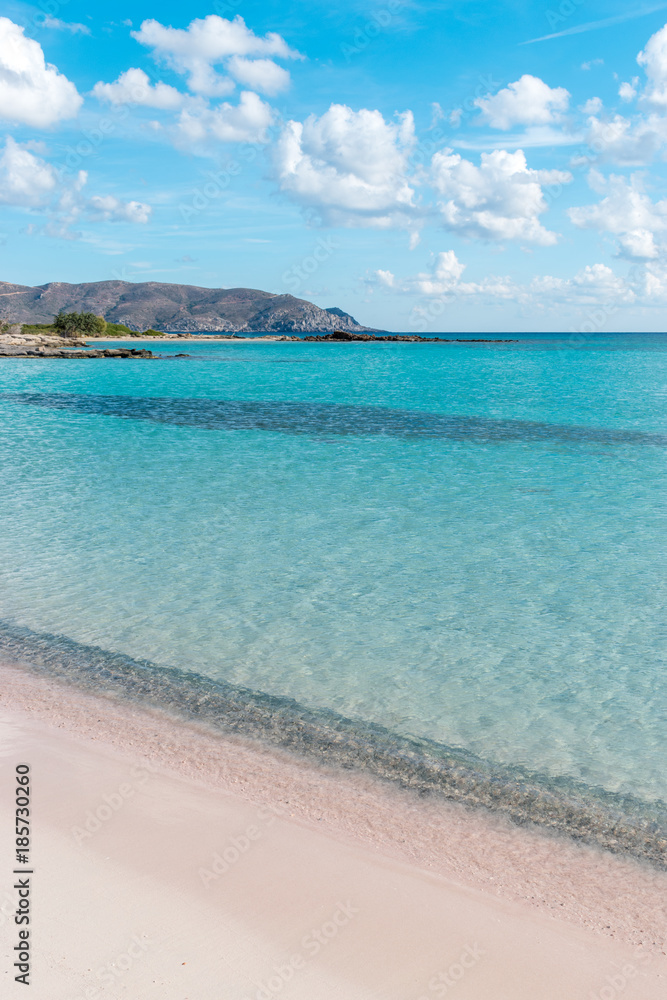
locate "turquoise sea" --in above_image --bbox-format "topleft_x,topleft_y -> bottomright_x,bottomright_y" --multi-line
1,334 -> 666,855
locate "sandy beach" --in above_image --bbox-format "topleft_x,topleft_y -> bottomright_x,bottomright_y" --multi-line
1,662 -> 665,1000
89,336 -> 298,344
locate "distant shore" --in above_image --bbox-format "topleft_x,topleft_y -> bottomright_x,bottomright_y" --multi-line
89,335 -> 292,343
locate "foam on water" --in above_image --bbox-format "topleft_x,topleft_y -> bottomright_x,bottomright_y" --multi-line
1,335 -> 666,847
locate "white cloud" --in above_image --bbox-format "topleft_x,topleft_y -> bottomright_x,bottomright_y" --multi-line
413,250 -> 467,294
92,68 -> 186,110
430,148 -> 571,245
617,228 -> 658,259
637,23 -> 667,106
376,253 -> 635,310
175,90 -> 274,145
375,269 -> 395,287
273,104 -> 417,227
637,259 -> 667,299
0,137 -> 57,205
0,17 -> 82,126
474,75 -> 570,130
581,97 -> 602,115
619,78 -> 639,102
0,137 -> 151,234
373,250 -> 518,305
568,170 -> 667,258
583,112 -> 667,165
226,56 -> 290,95
131,15 -> 300,97
41,16 -> 90,35
87,196 -> 152,224
581,59 -> 604,71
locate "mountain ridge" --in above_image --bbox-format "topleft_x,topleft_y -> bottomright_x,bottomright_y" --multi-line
0,280 -> 380,334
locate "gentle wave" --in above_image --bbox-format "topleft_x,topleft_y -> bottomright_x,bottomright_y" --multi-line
1,619 -> 665,867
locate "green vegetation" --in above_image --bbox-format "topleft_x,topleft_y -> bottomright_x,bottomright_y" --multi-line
103,321 -> 136,337
16,315 -> 165,338
20,323 -> 54,333
54,311 -> 107,336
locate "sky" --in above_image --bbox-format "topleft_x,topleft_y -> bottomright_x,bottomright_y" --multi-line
3,2 -> 667,331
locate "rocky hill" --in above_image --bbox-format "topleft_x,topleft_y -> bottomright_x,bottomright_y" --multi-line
0,280 -> 378,334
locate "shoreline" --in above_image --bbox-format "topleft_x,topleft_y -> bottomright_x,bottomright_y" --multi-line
1,660 -> 666,959
1,619 -> 663,870
1,662 -> 666,999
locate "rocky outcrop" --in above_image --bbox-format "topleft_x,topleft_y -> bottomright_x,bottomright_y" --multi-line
0,331 -> 89,348
0,346 -> 154,358
0,280 -> 379,334
303,331 -> 517,343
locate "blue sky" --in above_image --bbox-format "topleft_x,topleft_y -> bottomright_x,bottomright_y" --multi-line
3,1 -> 667,331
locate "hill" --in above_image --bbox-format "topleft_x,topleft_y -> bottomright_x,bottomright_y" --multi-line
0,280 -> 379,334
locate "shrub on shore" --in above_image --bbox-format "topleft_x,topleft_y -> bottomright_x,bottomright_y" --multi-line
54,311 -> 107,337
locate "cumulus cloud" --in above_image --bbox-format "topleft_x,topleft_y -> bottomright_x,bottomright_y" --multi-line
583,112 -> 667,165
41,16 -> 90,35
581,97 -> 602,115
369,251 -> 516,302
175,90 -> 274,145
375,269 -> 396,287
0,18 -> 82,127
92,68 -> 185,110
413,251 -> 466,294
637,23 -> 667,106
226,56 -> 290,95
0,137 -> 57,206
619,78 -> 639,102
87,195 -> 152,224
273,104 -> 417,227
131,15 -> 300,97
430,148 -> 571,245
568,170 -> 667,259
374,253 -> 635,312
475,75 -> 570,130
0,137 -> 151,234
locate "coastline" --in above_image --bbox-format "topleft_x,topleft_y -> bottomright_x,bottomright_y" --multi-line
2,662 -> 666,944
1,662 -> 666,999
2,619 -> 664,869
89,335 -> 295,343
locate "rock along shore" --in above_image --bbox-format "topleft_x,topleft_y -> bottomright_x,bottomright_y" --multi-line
0,347 -> 155,358
302,330 -> 517,343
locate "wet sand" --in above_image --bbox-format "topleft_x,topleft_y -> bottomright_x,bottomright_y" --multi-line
0,662 -> 665,999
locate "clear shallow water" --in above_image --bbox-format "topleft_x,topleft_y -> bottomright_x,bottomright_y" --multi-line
1,335 -> 666,810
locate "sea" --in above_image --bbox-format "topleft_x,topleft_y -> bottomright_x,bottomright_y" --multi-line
1,332 -> 666,861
